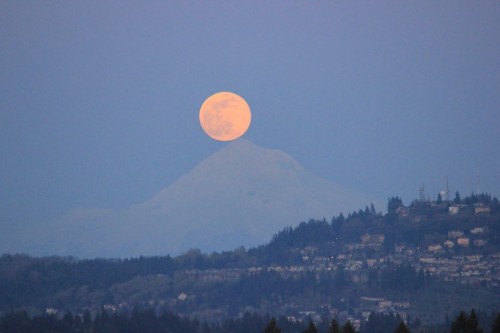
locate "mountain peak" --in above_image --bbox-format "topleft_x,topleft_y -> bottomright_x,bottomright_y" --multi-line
183,139 -> 303,185
8,140 -> 377,258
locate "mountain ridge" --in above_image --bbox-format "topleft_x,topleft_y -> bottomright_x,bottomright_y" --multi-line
1,194 -> 499,327
4,139 -> 377,258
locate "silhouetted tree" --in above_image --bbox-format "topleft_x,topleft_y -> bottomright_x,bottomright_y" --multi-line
0,310 -> 32,333
263,318 -> 281,333
364,312 -> 407,333
60,312 -> 74,333
451,310 -> 483,333
466,309 -> 482,333
394,321 -> 411,333
327,319 -> 341,333
492,313 -> 500,333
388,196 -> 403,214
454,191 -> 461,204
83,309 -> 92,330
342,320 -> 356,333
451,311 -> 468,333
302,321 -> 319,333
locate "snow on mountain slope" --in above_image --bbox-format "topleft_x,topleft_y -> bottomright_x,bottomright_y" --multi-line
6,139 -> 378,258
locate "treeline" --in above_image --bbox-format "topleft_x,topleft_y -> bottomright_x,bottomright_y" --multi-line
0,251 -> 430,315
264,310 -> 500,333
453,192 -> 499,206
0,254 -> 177,309
0,250 -> 261,310
0,309 -> 298,333
2,201 -> 498,311
1,309 -> 499,333
1,192 -> 499,317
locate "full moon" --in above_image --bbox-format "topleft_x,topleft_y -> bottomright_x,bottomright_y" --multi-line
199,92 -> 251,141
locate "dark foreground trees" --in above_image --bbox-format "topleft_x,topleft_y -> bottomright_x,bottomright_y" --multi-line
301,321 -> 319,333
1,309 -> 499,333
450,309 -> 483,333
394,321 -> 410,333
263,318 -> 282,333
341,320 -> 356,333
327,319 -> 341,333
492,313 -> 500,333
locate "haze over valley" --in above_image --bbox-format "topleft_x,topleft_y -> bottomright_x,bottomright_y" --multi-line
1,140 -> 379,258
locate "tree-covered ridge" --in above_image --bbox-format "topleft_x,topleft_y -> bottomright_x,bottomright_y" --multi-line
0,192 -> 499,326
257,192 -> 500,263
0,308 -> 499,333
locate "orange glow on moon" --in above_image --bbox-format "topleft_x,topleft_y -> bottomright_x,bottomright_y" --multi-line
199,92 -> 251,141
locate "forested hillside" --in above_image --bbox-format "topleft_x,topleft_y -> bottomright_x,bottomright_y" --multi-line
1,193 -> 499,330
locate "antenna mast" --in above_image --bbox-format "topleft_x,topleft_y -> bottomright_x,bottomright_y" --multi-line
444,177 -> 450,201
419,183 -> 426,202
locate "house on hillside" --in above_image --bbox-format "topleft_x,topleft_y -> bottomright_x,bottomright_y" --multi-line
474,204 -> 491,214
396,206 -> 410,218
393,301 -> 410,309
444,240 -> 454,248
428,244 -> 443,253
361,233 -> 385,246
449,205 -> 460,215
471,227 -> 485,234
378,300 -> 392,309
473,239 -> 488,247
457,237 -> 470,247
448,230 -> 464,239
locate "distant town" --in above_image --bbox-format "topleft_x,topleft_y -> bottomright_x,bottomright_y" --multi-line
1,192 -> 499,332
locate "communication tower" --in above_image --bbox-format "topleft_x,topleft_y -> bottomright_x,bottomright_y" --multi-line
419,183 -> 426,202
439,178 -> 450,201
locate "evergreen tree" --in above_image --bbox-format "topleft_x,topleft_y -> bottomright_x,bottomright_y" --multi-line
388,197 -> 403,214
450,310 -> 483,333
465,309 -> 482,333
338,212 -> 345,223
492,313 -> 500,333
263,318 -> 281,333
363,312 -> 381,333
61,312 -> 74,333
327,319 -> 341,333
0,310 -> 32,333
454,191 -> 461,204
451,311 -> 468,333
394,321 -> 411,333
437,193 -> 443,204
83,309 -> 92,330
302,321 -> 319,333
342,320 -> 356,333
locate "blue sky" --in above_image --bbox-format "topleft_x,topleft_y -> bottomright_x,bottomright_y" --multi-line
1,2 -> 500,234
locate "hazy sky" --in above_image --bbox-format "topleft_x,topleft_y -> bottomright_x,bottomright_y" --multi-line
1,2 -> 500,233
